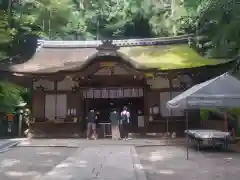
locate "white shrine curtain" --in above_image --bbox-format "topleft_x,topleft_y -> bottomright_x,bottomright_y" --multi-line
45,94 -> 67,120
56,94 -> 67,119
45,94 -> 56,120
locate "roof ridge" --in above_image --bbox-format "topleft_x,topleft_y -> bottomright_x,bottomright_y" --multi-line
39,34 -> 194,48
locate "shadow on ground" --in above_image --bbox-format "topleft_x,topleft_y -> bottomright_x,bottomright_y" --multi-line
0,147 -> 77,180
136,146 -> 240,180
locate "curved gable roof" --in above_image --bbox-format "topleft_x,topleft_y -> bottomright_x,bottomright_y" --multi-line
0,34 -> 234,74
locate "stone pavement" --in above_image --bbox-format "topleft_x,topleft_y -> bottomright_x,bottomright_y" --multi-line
0,139 -> 20,152
136,146 -> 240,180
0,140 -> 11,149
18,138 -> 185,147
35,146 -> 146,180
0,147 -> 76,180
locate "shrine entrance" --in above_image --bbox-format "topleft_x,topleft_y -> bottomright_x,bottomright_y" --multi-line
82,87 -> 144,137
77,51 -> 148,137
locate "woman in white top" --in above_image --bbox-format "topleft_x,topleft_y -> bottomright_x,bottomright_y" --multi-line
120,106 -> 130,140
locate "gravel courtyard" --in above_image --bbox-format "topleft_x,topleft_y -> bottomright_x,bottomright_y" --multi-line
136,146 -> 240,180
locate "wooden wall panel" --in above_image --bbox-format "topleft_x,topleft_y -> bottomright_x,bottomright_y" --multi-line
148,91 -> 160,109
32,92 -> 45,121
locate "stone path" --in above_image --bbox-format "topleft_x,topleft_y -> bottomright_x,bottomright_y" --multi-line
0,147 -> 76,180
36,146 -> 146,180
0,140 -> 10,148
18,138 -> 185,147
0,139 -> 20,152
136,146 -> 240,180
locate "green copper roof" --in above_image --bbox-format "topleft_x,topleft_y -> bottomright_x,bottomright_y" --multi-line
120,45 -> 229,70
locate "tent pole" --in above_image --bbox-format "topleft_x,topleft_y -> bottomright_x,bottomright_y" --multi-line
167,76 -> 173,148
185,96 -> 189,160
186,110 -> 189,160
224,112 -> 228,131
167,116 -> 169,146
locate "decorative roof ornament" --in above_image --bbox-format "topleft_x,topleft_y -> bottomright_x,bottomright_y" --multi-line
96,40 -> 120,51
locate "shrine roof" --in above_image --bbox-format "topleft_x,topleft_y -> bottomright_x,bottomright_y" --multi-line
0,34 -> 234,74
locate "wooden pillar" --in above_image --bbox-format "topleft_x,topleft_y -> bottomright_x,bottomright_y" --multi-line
79,89 -> 84,124
54,80 -> 58,120
143,80 -> 149,135
30,79 -> 34,122
31,78 -> 47,122
76,88 -> 85,136
168,74 -> 174,135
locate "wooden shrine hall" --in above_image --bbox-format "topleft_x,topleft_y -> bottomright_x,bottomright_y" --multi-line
0,35 -> 235,138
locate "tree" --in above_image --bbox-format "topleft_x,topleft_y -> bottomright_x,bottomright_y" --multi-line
12,0 -> 74,39
0,0 -> 240,113
183,0 -> 240,58
0,1 -> 27,112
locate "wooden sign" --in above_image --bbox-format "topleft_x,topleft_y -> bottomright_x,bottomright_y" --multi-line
100,62 -> 116,67
144,73 -> 154,78
7,114 -> 14,121
83,88 -> 144,99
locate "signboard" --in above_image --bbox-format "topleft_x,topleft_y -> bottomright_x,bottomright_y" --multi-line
7,114 -> 14,133
144,73 -> 154,78
83,88 -> 144,99
7,114 -> 14,121
100,62 -> 116,67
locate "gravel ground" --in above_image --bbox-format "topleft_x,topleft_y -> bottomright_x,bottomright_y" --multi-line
0,147 -> 77,180
136,146 -> 240,180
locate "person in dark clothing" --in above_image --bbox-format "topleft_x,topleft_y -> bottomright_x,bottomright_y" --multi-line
110,108 -> 121,140
95,111 -> 100,139
86,108 -> 97,140
120,106 -> 130,140
228,118 -> 237,136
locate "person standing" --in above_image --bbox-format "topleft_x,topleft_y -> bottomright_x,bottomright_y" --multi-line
86,108 -> 97,140
120,106 -> 130,140
95,111 -> 100,139
109,108 -> 121,140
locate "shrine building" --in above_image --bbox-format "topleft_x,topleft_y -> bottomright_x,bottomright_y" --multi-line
0,35 -> 235,138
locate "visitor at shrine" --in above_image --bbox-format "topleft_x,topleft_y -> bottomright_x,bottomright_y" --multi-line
109,108 -> 121,140
86,108 -> 97,140
120,106 -> 130,140
95,111 -> 100,139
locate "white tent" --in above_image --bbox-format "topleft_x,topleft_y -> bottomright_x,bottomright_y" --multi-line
166,72 -> 240,160
167,72 -> 240,110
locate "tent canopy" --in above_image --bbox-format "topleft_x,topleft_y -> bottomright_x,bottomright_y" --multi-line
167,72 -> 240,110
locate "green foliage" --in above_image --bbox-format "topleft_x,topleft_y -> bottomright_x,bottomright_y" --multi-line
200,109 -> 209,121
0,81 -> 23,113
183,0 -> 240,58
4,0 -> 240,60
